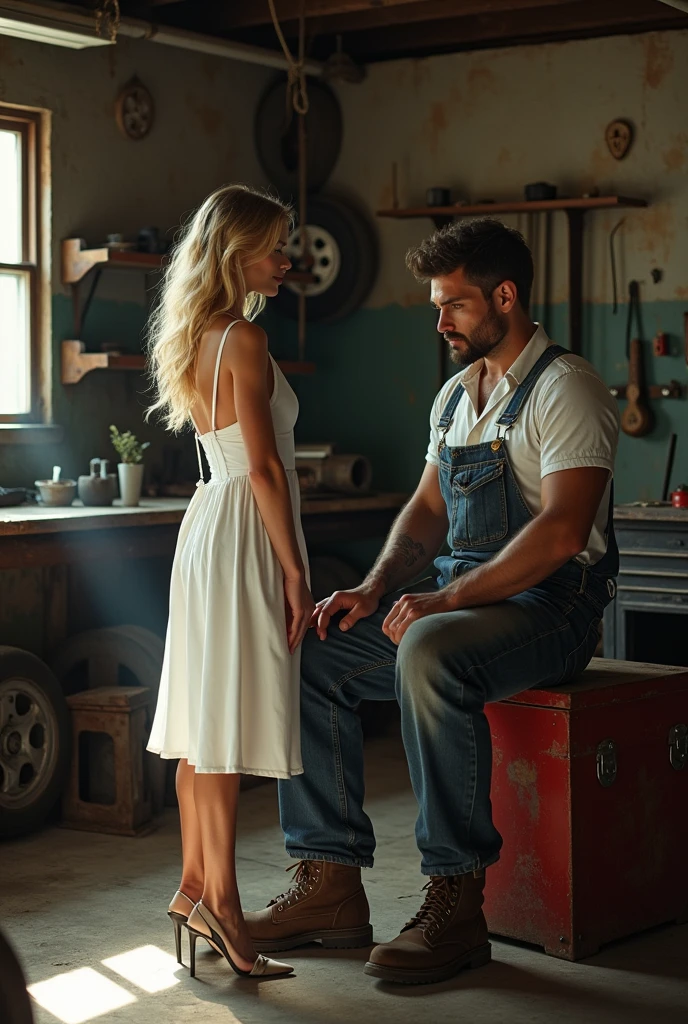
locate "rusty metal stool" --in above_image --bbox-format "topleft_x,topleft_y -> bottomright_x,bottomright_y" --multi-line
62,686 -> 153,836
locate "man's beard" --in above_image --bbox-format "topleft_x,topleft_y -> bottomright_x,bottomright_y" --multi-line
446,304 -> 508,367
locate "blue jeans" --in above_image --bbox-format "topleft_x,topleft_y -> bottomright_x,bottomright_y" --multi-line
278,573 -> 608,876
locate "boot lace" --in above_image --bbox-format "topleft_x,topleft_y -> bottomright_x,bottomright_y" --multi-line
403,877 -> 459,936
267,861 -> 320,909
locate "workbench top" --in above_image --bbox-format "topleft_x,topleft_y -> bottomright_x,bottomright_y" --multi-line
0,493 -> 408,537
613,504 -> 688,523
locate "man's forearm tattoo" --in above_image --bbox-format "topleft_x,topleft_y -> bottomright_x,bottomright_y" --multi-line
398,534 -> 426,568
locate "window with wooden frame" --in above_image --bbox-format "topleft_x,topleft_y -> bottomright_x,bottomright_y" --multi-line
0,104 -> 44,425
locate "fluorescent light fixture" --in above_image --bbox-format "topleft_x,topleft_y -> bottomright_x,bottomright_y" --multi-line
0,7 -> 112,48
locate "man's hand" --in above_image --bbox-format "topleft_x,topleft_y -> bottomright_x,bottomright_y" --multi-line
311,583 -> 384,640
382,590 -> 455,645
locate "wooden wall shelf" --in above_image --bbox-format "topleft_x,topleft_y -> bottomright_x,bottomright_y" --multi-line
377,195 -> 649,358
62,239 -> 165,284
377,196 -> 647,221
62,341 -> 314,385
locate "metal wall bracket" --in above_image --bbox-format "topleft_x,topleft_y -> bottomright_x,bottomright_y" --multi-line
609,381 -> 684,400
669,724 -> 687,770
596,739 -> 618,786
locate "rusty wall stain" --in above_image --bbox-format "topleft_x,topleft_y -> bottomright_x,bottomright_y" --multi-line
674,285 -> 688,299
644,35 -> 674,90
186,95 -> 222,138
497,146 -> 511,167
467,64 -> 497,94
626,203 -> 675,264
423,101 -> 447,157
661,133 -> 688,173
506,758 -> 540,822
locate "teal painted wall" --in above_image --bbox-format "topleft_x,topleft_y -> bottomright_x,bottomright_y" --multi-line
1,294 -> 197,490
267,296 -> 688,506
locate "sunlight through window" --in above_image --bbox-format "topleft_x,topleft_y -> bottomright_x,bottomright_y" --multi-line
28,967 -> 137,1024
102,944 -> 183,994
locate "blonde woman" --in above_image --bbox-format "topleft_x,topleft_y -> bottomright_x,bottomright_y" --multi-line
147,185 -> 313,980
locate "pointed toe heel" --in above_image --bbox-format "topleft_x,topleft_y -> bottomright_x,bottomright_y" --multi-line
187,902 -> 293,980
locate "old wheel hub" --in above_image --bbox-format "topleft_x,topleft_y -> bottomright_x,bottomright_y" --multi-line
0,679 -> 54,808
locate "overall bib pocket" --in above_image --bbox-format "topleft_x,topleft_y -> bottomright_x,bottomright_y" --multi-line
451,460 -> 508,548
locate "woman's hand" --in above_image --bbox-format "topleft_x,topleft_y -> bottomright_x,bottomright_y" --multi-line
284,576 -> 316,654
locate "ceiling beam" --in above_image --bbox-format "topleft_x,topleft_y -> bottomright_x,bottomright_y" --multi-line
211,0 -> 435,30
252,0 -> 579,35
335,0 -> 686,59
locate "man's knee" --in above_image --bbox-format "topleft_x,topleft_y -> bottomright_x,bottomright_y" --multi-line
396,614 -> 482,712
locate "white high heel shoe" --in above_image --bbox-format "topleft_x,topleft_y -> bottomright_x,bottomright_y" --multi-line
187,902 -> 294,979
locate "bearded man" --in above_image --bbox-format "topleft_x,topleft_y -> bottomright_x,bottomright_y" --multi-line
247,218 -> 620,985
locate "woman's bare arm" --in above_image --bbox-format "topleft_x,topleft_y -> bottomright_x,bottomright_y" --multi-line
224,322 -> 306,582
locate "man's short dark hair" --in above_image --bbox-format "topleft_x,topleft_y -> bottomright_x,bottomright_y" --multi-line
406,218 -> 534,312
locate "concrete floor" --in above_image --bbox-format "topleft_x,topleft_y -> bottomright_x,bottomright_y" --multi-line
2,734 -> 687,1024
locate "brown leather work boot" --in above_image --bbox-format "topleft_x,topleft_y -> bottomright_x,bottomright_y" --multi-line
364,870 -> 491,984
245,860 -> 373,953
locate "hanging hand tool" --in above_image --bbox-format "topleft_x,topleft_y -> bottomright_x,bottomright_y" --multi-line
621,281 -> 654,437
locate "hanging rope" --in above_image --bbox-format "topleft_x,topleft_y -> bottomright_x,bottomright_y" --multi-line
95,0 -> 120,42
268,0 -> 310,116
268,0 -> 311,361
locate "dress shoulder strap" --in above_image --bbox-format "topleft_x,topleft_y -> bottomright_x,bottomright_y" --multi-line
211,320 -> 240,431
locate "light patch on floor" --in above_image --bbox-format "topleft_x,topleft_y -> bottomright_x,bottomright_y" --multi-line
28,967 -> 137,1023
3,734 -> 688,1024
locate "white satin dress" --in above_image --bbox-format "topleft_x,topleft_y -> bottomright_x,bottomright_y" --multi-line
148,321 -> 308,777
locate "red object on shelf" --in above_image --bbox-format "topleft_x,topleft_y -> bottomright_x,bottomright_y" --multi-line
484,659 -> 688,961
653,331 -> 669,357
671,485 -> 688,508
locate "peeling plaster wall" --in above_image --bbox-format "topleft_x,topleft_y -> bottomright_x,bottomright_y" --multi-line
0,32 -> 272,488
333,30 -> 688,311
281,30 -> 688,508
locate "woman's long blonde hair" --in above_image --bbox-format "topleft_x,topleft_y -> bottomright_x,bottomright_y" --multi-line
147,184 -> 292,432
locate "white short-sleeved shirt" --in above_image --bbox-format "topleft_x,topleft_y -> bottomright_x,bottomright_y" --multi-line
426,325 -> 620,565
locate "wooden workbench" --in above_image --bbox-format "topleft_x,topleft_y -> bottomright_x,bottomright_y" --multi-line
0,494 -> 407,652
0,492 -> 407,550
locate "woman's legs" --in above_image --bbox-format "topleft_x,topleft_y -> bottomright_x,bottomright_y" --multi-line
193,772 -> 255,971
176,759 -> 204,902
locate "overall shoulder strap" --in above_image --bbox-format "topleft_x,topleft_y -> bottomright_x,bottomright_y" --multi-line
496,344 -> 568,430
437,379 -> 466,430
211,320 -> 239,431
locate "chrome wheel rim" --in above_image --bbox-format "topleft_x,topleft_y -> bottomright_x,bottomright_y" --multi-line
285,224 -> 341,298
0,676 -> 58,809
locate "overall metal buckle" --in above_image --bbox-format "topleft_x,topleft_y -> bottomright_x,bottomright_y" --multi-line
491,425 -> 505,452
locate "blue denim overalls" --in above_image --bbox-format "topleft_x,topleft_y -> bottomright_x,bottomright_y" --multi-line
433,344 -> 618,603
278,344 -> 619,876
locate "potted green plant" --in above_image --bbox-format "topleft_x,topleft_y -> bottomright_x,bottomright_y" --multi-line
110,426 -> 150,507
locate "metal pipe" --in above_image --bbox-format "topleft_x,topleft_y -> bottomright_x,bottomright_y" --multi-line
117,17 -> 325,76
0,0 -> 325,74
656,0 -> 688,14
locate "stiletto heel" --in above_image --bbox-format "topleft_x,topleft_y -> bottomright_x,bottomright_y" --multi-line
187,902 -> 293,979
167,891 -> 196,966
169,913 -> 185,965
189,930 -> 198,979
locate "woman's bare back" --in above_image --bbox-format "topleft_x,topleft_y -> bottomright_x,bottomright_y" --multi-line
191,316 -> 275,435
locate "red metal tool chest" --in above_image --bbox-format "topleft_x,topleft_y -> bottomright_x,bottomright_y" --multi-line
484,658 -> 688,960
